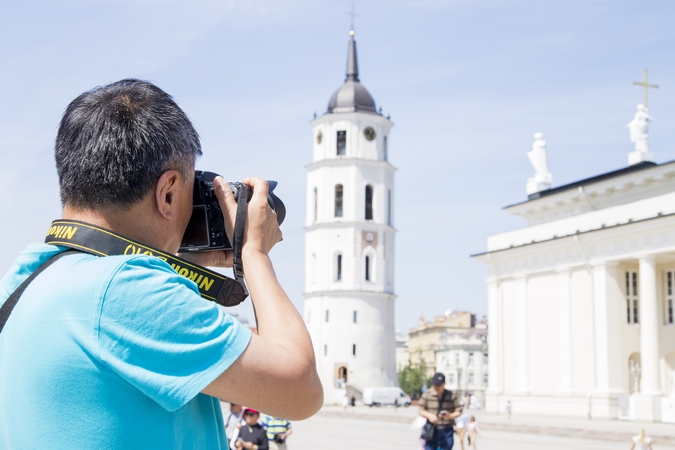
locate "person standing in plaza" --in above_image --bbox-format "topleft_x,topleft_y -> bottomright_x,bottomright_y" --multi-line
506,400 -> 512,419
630,428 -> 653,450
418,373 -> 462,450
262,415 -> 292,450
454,404 -> 469,450
466,416 -> 479,450
232,408 -> 268,450
225,403 -> 245,442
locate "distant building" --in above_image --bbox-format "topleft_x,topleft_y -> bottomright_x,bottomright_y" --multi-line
407,311 -> 475,380
435,319 -> 488,405
395,331 -> 409,372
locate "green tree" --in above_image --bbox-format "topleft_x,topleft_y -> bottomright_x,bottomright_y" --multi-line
398,360 -> 427,398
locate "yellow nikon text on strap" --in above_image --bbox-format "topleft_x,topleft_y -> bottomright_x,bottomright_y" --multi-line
45,220 -> 248,307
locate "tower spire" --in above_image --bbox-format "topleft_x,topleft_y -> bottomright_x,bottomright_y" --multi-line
346,30 -> 359,82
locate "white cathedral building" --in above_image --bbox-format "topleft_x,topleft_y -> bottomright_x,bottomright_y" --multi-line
303,31 -> 398,404
474,103 -> 675,422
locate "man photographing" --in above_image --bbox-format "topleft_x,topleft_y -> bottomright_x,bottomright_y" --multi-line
0,79 -> 323,449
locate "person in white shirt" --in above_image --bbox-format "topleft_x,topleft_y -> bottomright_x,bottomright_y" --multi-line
630,428 -> 653,450
225,403 -> 244,442
466,416 -> 479,450
454,405 -> 469,450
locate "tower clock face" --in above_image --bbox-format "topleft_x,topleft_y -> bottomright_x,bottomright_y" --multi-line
363,127 -> 376,141
317,131 -> 323,144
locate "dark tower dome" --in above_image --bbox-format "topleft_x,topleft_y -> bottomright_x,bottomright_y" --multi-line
327,31 -> 378,114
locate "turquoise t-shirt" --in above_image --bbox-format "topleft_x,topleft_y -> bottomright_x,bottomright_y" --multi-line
0,243 -> 252,449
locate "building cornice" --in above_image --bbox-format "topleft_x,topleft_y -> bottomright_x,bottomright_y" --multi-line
311,111 -> 394,128
305,221 -> 396,233
504,160 -> 675,222
303,290 -> 396,299
305,157 -> 397,172
472,210 -> 675,258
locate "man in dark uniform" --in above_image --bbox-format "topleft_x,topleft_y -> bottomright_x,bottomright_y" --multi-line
418,373 -> 462,450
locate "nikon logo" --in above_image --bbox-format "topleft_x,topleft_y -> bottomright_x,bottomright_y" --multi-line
47,225 -> 78,240
170,263 -> 215,292
123,244 -> 215,292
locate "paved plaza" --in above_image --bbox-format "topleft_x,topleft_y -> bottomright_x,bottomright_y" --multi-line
221,402 -> 675,449
286,406 -> 675,450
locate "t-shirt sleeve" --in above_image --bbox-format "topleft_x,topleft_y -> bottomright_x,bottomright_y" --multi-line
97,256 -> 252,411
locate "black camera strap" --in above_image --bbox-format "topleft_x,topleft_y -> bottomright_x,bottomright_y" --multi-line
0,250 -> 79,333
44,218 -> 249,307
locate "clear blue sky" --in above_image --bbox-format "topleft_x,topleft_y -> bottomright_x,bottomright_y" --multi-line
1,0 -> 675,333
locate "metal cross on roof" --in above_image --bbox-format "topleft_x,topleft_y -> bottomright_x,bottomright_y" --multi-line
633,69 -> 659,108
345,3 -> 361,33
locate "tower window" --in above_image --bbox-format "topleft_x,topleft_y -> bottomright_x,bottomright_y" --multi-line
325,310 -> 330,322
666,271 -> 674,324
337,130 -> 346,155
626,271 -> 639,324
365,185 -> 373,220
353,310 -> 357,323
313,187 -> 318,222
336,254 -> 342,281
324,344 -> 327,356
365,255 -> 371,281
384,136 -> 388,161
352,344 -> 356,356
335,184 -> 343,217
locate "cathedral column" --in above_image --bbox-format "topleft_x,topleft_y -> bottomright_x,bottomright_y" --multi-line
591,262 -> 623,395
639,256 -> 661,395
486,278 -> 501,394
556,268 -> 573,395
515,275 -> 529,394
633,256 -> 661,421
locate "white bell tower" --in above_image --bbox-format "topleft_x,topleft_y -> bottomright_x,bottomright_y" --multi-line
304,30 -> 397,404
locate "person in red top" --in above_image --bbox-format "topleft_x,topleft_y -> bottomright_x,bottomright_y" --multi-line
232,408 -> 268,450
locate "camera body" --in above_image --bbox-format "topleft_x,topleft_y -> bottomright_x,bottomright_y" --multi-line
179,170 -> 285,252
273,434 -> 286,444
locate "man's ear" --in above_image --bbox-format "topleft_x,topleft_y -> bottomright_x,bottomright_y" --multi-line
155,170 -> 182,219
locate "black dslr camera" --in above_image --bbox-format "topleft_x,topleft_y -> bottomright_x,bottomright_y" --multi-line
179,171 -> 286,252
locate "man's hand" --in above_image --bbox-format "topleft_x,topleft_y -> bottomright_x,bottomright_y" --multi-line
237,177 -> 283,258
420,409 -> 439,423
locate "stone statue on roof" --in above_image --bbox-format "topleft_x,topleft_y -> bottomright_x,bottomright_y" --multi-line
627,104 -> 654,165
526,132 -> 552,195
